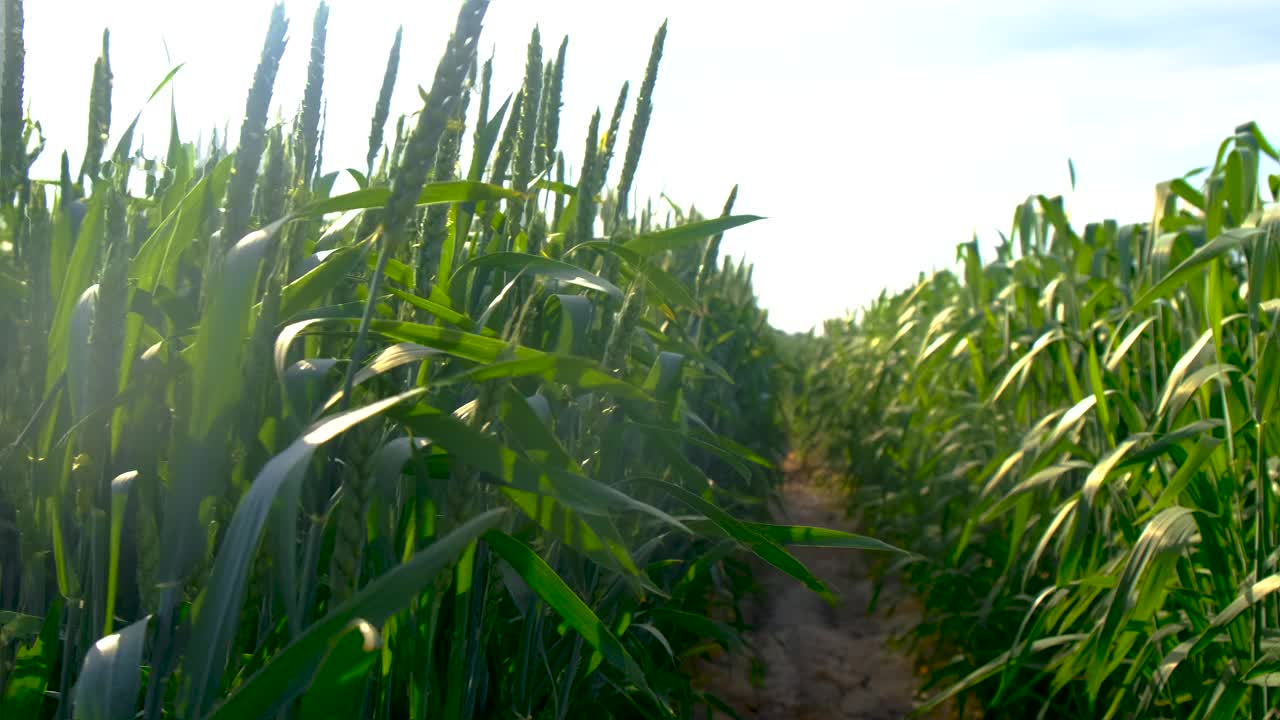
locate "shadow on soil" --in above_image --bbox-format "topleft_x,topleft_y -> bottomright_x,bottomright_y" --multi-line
692,459 -> 954,720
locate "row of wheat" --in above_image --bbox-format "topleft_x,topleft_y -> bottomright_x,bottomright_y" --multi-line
0,2 -> 887,718
798,121 -> 1280,718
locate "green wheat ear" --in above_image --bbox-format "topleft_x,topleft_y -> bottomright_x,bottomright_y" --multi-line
381,0 -> 488,247
366,26 -> 402,179
388,113 -> 407,177
534,62 -> 554,176
504,26 -> 542,244
697,184 -> 738,297
296,1 -> 328,188
345,0 -> 489,413
511,27 -> 542,193
571,108 -> 601,248
552,151 -> 566,229
80,29 -> 112,187
597,82 -> 628,239
220,2 -> 288,256
538,36 -> 567,174
602,281 -> 644,374
257,123 -> 289,223
0,0 -> 24,201
489,89 -> 522,187
416,54 -> 474,292
599,82 -> 628,183
614,20 -> 666,227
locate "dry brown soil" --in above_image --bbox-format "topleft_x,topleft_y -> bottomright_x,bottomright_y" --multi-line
692,466 -> 950,720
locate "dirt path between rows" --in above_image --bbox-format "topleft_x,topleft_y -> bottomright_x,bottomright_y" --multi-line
693,466 -> 947,719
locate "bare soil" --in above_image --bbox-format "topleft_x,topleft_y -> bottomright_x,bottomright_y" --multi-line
692,464 -> 947,720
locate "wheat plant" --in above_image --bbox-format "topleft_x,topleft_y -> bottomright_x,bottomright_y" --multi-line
0,2 -> 895,718
802,121 -> 1280,718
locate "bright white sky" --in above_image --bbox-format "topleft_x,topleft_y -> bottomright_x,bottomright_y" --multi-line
23,0 -> 1280,332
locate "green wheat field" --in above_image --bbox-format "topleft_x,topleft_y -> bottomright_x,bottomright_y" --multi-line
2,0 -> 1279,718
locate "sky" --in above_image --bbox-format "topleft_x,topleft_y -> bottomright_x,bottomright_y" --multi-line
20,0 -> 1280,333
